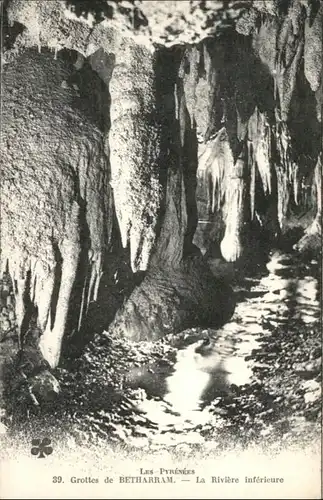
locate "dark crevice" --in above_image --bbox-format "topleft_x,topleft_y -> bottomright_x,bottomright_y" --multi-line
50,242 -> 63,331
20,271 -> 33,340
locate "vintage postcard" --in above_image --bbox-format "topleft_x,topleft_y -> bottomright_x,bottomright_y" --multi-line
0,0 -> 322,498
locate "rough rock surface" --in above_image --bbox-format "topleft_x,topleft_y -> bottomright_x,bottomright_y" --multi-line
1,48 -> 112,367
110,256 -> 236,342
4,0 -> 251,51
108,43 -> 163,271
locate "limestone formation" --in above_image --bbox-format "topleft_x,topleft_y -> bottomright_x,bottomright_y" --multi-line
0,0 -> 321,375
1,48 -> 112,368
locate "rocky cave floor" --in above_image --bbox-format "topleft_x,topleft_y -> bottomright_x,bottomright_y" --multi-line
0,248 -> 321,459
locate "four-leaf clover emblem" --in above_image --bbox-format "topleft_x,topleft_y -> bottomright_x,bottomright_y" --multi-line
31,438 -> 53,458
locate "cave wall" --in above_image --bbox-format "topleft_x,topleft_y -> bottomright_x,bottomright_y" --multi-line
192,1 -> 322,260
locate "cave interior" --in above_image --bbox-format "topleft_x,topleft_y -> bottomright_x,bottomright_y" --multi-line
0,0 -> 321,384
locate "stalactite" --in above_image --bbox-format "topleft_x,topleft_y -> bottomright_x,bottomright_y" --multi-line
180,46 -> 200,129
275,1 -> 305,121
314,153 -> 322,221
108,44 -> 235,341
274,118 -> 296,227
252,15 -> 277,76
78,279 -> 88,332
151,49 -> 194,269
251,2 -> 308,125
39,202 -> 81,368
108,42 -> 163,272
193,42 -> 213,140
151,165 -> 188,270
2,0 -> 320,364
274,168 -> 288,228
220,152 -> 249,262
1,48 -> 112,367
32,260 -> 55,333
274,115 -> 304,224
294,152 -> 322,253
248,108 -> 272,196
291,162 -> 300,205
197,128 -> 233,215
249,140 -> 256,220
304,1 -> 322,93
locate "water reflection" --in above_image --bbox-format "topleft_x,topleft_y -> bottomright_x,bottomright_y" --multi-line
126,251 -> 320,438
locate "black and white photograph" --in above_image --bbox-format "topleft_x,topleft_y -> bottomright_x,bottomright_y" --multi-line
0,0 -> 322,498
